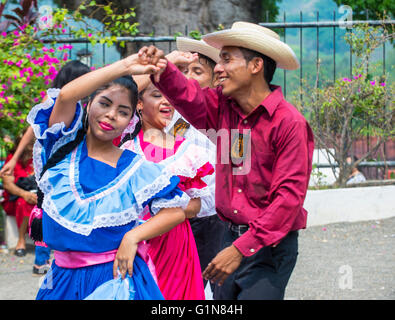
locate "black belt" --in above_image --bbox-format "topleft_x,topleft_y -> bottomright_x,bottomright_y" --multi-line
228,222 -> 249,236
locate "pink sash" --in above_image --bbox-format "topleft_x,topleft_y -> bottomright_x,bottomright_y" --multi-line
53,242 -> 158,283
54,249 -> 117,269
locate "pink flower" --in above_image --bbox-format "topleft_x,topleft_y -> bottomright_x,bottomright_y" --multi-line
0,91 -> 4,98
49,48 -> 55,53
34,97 -> 39,103
88,33 -> 92,37
16,60 -> 23,67
13,30 -> 19,36
62,29 -> 66,34
0,103 -> 3,109
42,47 -> 49,52
7,61 -> 14,66
2,84 -> 8,90
343,77 -> 351,82
380,82 -> 386,87
370,80 -> 376,86
20,119 -> 25,123
1,32 -> 6,37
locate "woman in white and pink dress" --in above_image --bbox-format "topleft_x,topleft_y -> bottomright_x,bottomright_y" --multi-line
119,82 -> 214,300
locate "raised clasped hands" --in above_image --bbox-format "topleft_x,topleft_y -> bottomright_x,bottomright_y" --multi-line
123,45 -> 199,82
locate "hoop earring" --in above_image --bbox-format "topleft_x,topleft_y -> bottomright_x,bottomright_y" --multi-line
137,109 -> 143,123
84,112 -> 89,131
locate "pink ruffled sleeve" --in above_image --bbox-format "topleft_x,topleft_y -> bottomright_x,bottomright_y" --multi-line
178,161 -> 214,198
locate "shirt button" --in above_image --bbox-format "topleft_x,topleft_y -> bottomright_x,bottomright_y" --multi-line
243,119 -> 248,124
237,189 -> 242,193
233,209 -> 238,214
238,166 -> 243,171
250,248 -> 255,253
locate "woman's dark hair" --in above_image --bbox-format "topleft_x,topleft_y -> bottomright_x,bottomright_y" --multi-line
239,47 -> 277,85
52,60 -> 91,89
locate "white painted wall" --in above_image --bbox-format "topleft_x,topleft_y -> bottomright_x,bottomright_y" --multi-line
304,185 -> 395,227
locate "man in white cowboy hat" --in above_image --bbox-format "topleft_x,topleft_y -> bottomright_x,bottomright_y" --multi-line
164,37 -> 226,294
141,21 -> 314,300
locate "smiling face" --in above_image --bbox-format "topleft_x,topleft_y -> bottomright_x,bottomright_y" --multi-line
86,85 -> 134,142
214,46 -> 254,97
138,83 -> 175,130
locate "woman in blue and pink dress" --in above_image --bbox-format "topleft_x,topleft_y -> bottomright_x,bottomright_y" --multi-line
28,50 -> 190,300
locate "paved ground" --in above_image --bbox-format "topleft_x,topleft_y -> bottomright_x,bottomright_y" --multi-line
0,217 -> 394,300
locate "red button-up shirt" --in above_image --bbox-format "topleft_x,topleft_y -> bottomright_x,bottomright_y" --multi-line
153,62 -> 315,257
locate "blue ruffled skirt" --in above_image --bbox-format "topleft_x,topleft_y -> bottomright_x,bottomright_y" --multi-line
36,255 -> 164,300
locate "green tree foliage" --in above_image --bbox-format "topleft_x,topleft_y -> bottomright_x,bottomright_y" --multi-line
333,0 -> 395,20
299,23 -> 395,187
0,0 -> 139,150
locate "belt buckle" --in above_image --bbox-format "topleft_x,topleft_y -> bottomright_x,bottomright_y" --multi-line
229,223 -> 248,236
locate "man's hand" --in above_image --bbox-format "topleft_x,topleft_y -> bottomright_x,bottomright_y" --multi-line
202,245 -> 243,286
137,45 -> 167,82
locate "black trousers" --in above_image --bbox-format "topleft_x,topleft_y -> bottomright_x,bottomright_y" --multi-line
189,215 -> 226,288
214,226 -> 299,300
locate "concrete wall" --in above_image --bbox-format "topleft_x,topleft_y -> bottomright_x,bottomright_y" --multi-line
305,185 -> 395,227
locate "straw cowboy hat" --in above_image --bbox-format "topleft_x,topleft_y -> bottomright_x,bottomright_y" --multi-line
202,21 -> 299,70
176,37 -> 220,63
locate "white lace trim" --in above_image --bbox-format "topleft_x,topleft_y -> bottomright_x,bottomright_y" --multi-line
27,88 -> 83,147
37,148 -> 185,235
28,88 -> 83,180
32,140 -> 43,182
41,185 -> 141,236
126,135 -> 213,180
69,147 -> 146,205
133,168 -> 181,208
185,186 -> 211,199
150,192 -> 190,215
